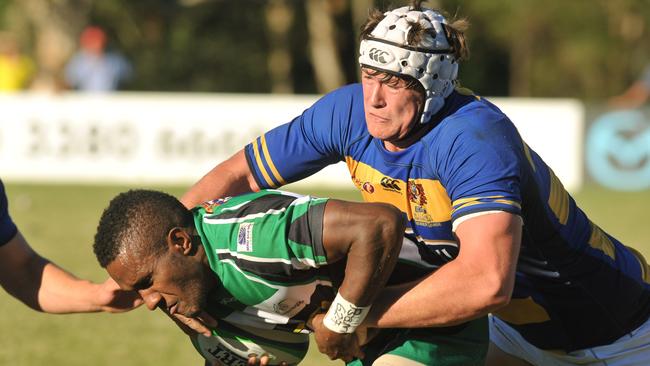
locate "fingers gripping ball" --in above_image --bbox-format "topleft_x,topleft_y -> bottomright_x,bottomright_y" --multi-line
190,321 -> 309,366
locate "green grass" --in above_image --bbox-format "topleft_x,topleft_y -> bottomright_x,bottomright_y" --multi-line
1,182 -> 648,365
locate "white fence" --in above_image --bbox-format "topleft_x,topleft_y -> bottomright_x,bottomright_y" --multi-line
0,92 -> 583,192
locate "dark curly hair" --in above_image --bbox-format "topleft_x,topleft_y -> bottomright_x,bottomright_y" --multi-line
93,189 -> 193,268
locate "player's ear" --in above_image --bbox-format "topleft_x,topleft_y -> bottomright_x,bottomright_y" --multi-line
166,227 -> 193,255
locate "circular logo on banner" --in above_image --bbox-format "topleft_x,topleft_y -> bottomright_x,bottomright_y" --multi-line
586,110 -> 650,191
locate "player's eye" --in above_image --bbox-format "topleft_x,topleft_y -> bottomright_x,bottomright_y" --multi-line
133,274 -> 152,290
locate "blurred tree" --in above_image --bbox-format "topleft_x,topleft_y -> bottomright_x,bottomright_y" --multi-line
305,0 -> 345,94
0,0 -> 647,98
265,0 -> 295,94
3,0 -> 92,91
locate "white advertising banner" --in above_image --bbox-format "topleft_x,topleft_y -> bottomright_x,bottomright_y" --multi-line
0,92 -> 583,191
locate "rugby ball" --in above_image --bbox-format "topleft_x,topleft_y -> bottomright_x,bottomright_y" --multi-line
190,321 -> 309,366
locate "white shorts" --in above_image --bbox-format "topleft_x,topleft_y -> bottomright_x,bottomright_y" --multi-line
489,315 -> 650,365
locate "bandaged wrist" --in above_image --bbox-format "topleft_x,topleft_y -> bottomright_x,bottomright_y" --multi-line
322,292 -> 370,334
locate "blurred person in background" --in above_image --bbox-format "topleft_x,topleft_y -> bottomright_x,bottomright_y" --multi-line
0,32 -> 34,92
609,64 -> 650,109
0,178 -> 142,314
181,1 -> 650,365
64,25 -> 132,92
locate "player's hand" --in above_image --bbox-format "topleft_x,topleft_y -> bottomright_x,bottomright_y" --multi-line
246,353 -> 289,366
96,277 -> 144,313
162,307 -> 218,338
311,314 -> 364,362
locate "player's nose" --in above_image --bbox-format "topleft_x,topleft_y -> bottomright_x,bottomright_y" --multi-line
139,289 -> 163,311
368,83 -> 386,108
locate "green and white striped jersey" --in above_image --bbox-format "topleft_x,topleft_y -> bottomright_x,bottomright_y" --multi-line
194,189 -> 336,333
194,189 -> 438,334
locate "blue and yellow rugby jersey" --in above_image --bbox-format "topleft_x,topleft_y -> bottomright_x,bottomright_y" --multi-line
0,180 -> 18,246
245,83 -> 650,352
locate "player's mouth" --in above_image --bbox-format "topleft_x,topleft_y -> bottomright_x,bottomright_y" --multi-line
168,303 -> 180,315
368,112 -> 389,122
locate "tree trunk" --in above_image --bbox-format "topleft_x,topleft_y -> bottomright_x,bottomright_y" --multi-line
11,0 -> 92,91
265,0 -> 295,94
305,0 -> 345,94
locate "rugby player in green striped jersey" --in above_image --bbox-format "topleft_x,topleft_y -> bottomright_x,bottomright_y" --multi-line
93,189 -> 406,364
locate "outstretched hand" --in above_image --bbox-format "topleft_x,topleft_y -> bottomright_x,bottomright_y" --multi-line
95,277 -> 143,313
310,314 -> 365,363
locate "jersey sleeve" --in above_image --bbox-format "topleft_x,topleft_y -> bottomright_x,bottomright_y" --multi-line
431,103 -> 523,225
0,180 -> 18,246
196,191 -> 330,307
245,85 -> 361,189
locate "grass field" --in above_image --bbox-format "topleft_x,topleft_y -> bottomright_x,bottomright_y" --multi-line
1,182 -> 649,365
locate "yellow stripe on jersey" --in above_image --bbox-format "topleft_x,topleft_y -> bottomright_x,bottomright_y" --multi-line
252,137 -> 276,188
493,296 -> 551,325
588,222 -> 616,260
452,196 -> 521,212
494,199 -> 522,208
523,142 -> 536,172
547,168 -> 569,225
626,245 -> 650,284
260,134 -> 286,186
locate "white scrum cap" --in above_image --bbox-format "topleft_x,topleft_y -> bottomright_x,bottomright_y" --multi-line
359,6 -> 458,123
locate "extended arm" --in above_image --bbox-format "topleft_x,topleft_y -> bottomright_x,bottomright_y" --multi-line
311,200 -> 404,361
180,149 -> 259,209
365,211 -> 521,328
0,231 -> 142,313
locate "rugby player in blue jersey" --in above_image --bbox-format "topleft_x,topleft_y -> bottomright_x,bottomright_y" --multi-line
182,1 -> 650,365
0,179 -> 141,314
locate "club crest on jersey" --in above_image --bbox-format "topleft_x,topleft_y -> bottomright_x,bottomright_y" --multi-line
407,181 -> 427,206
201,197 -> 231,213
237,222 -> 254,252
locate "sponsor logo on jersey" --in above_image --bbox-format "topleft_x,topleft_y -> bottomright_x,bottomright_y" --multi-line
219,296 -> 237,305
413,205 -> 439,228
362,182 -> 375,193
237,222 -> 254,252
380,177 -> 401,192
201,197 -> 231,213
273,299 -> 305,315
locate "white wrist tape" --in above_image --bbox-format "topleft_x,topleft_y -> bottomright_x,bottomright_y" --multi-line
322,293 -> 370,334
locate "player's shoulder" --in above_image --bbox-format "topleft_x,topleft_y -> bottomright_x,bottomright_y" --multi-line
433,91 -> 517,145
315,83 -> 364,114
310,83 -> 368,137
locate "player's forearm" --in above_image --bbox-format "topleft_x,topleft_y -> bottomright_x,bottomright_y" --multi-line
181,149 -> 259,208
36,261 -> 106,313
365,258 -> 511,328
2,253 -> 102,313
367,215 -> 520,328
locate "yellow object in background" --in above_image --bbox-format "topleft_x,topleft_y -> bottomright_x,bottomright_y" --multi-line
0,54 -> 34,91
